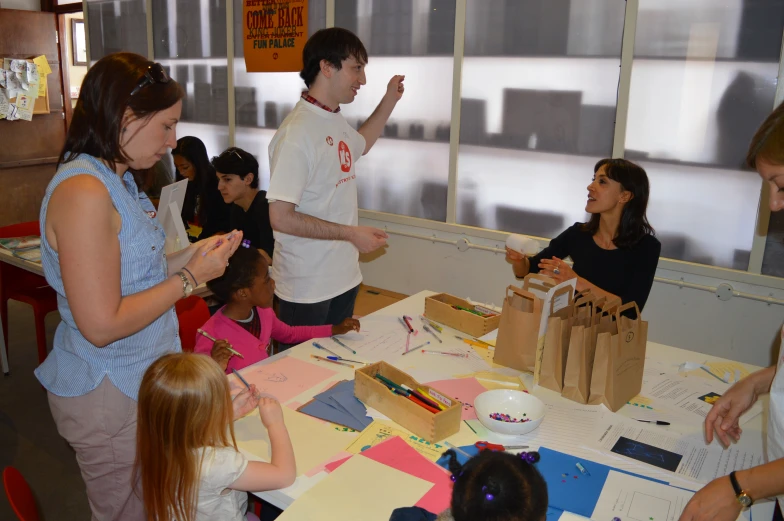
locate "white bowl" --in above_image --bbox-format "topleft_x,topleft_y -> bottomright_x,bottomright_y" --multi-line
474,390 -> 546,436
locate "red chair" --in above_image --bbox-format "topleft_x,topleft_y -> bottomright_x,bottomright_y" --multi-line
0,222 -> 58,367
3,467 -> 40,521
175,295 -> 211,352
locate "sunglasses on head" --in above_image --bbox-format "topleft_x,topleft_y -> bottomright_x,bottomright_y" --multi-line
129,62 -> 170,97
221,148 -> 244,161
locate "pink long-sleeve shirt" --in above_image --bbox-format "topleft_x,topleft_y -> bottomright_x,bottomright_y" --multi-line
193,306 -> 333,373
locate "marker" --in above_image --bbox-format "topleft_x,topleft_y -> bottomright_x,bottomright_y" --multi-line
423,324 -> 442,343
406,393 -> 439,413
464,420 -> 478,434
400,317 -> 411,333
700,366 -> 729,384
331,336 -> 357,355
400,384 -> 442,409
326,356 -> 366,365
405,332 -> 411,353
197,329 -> 244,358
375,374 -> 407,394
444,441 -> 472,459
635,419 -> 671,426
420,316 -> 443,332
422,350 -> 468,358
401,341 -> 429,356
575,462 -> 591,476
310,354 -> 354,368
402,315 -> 414,333
231,368 -> 251,390
312,341 -> 339,357
202,231 -> 235,256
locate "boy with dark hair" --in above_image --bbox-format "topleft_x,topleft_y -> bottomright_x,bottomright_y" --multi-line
212,147 -> 274,260
266,27 -> 405,336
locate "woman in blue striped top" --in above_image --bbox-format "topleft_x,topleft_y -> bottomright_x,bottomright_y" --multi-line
36,52 -> 243,521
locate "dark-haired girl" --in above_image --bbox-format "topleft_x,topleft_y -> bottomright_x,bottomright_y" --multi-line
506,158 -> 661,311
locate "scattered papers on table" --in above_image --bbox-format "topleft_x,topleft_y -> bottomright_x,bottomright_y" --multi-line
298,380 -> 373,431
229,355 -> 337,404
424,377 -> 488,421
345,420 -> 448,462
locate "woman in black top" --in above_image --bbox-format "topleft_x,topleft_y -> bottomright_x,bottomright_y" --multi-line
506,158 -> 661,311
172,136 -> 232,239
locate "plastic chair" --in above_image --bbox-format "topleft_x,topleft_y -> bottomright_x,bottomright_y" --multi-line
0,222 -> 57,367
175,295 -> 211,352
3,467 -> 40,521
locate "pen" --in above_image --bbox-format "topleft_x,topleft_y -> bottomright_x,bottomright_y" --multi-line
464,420 -> 478,434
444,441 -> 472,459
310,354 -> 354,368
423,324 -> 442,343
312,341 -> 339,357
326,356 -> 366,365
331,336 -> 357,355
231,368 -> 251,390
201,232 -> 235,256
400,317 -> 411,333
422,350 -> 468,358
197,329 -> 244,358
575,462 -> 591,476
401,341 -> 430,356
635,419 -> 671,426
402,315 -> 414,333
700,366 -> 729,384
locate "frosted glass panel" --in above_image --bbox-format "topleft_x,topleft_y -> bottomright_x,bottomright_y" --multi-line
626,1 -> 783,270
153,1 -> 230,160
457,0 -> 624,234
85,0 -> 148,61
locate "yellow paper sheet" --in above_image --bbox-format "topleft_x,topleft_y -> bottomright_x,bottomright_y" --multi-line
345,420 -> 449,462
32,55 -> 51,75
277,455 -> 433,521
703,361 -> 751,382
37,75 -> 47,97
626,395 -> 656,410
454,370 -> 527,392
233,407 -> 354,476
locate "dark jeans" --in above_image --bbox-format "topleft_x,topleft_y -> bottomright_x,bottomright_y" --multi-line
774,500 -> 783,521
276,284 -> 360,352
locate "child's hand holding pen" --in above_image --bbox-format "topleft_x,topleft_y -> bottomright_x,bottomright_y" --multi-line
331,317 -> 360,336
210,340 -> 235,371
232,383 -> 261,419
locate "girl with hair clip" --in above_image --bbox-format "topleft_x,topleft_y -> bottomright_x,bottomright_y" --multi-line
172,136 -> 232,239
136,352 -> 296,521
391,449 -> 548,521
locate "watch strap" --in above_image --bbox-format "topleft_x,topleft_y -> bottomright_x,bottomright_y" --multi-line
729,471 -> 743,496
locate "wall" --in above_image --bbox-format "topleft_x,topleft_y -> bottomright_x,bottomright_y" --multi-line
358,216 -> 784,368
0,0 -> 40,10
64,11 -> 86,104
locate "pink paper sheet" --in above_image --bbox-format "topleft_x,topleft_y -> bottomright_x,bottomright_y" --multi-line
423,377 -> 488,420
305,451 -> 354,477
360,436 -> 452,513
228,356 -> 337,404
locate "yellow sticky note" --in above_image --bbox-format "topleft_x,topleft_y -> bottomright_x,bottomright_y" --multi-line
37,76 -> 47,97
277,455 -> 433,521
345,420 -> 447,462
233,407 -> 354,476
33,55 -> 51,75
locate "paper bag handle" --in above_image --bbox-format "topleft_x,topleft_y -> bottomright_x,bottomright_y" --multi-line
614,302 -> 641,321
523,273 -> 556,289
549,285 -> 575,315
506,285 -> 539,303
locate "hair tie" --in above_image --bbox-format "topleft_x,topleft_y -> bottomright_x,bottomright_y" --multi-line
241,239 -> 251,248
482,485 -> 495,501
520,451 -> 537,464
450,470 -> 463,482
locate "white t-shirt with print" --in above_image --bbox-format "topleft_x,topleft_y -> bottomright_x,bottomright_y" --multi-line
267,99 -> 366,303
196,446 -> 249,521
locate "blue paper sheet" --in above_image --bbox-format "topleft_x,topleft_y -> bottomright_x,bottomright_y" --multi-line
299,379 -> 373,431
437,446 -> 668,518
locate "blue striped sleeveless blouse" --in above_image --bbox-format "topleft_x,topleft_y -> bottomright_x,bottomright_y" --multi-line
35,155 -> 181,400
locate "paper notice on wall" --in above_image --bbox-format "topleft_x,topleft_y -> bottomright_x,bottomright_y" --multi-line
6,103 -> 20,121
0,88 -> 9,119
38,75 -> 47,97
33,55 -> 51,75
9,59 -> 25,74
6,72 -> 20,99
26,62 -> 39,85
0,70 -> 6,89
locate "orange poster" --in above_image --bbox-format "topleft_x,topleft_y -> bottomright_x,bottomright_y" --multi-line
244,0 -> 308,73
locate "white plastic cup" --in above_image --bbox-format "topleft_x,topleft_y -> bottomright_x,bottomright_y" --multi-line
505,234 -> 539,256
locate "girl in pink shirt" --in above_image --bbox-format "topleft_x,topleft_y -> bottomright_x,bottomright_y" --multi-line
194,245 -> 359,372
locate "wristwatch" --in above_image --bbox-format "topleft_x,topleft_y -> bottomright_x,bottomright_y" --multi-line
729,471 -> 753,508
176,271 -> 193,298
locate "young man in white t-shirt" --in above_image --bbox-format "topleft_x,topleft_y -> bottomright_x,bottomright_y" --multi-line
266,28 -> 404,335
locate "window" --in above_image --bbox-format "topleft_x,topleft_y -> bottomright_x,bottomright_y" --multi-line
232,0 -> 326,190
334,0 -> 456,222
457,0 -> 626,237
85,0 -> 148,61
152,0 -> 230,159
625,0 -> 783,269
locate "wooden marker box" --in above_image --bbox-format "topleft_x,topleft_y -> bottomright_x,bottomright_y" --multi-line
424,293 -> 501,338
354,361 -> 461,443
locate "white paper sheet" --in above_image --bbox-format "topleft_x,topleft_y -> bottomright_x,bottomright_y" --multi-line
592,471 -> 694,521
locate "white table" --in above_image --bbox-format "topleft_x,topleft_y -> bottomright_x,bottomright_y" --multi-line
237,290 -> 766,515
0,247 -> 212,375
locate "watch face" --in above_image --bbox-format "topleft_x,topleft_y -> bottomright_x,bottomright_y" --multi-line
738,494 -> 752,508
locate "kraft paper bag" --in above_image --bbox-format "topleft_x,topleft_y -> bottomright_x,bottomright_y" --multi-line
560,297 -> 612,404
539,293 -> 597,393
589,302 -> 648,412
493,286 -> 543,373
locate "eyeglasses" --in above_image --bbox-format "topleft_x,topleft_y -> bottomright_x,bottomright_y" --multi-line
129,63 -> 170,97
